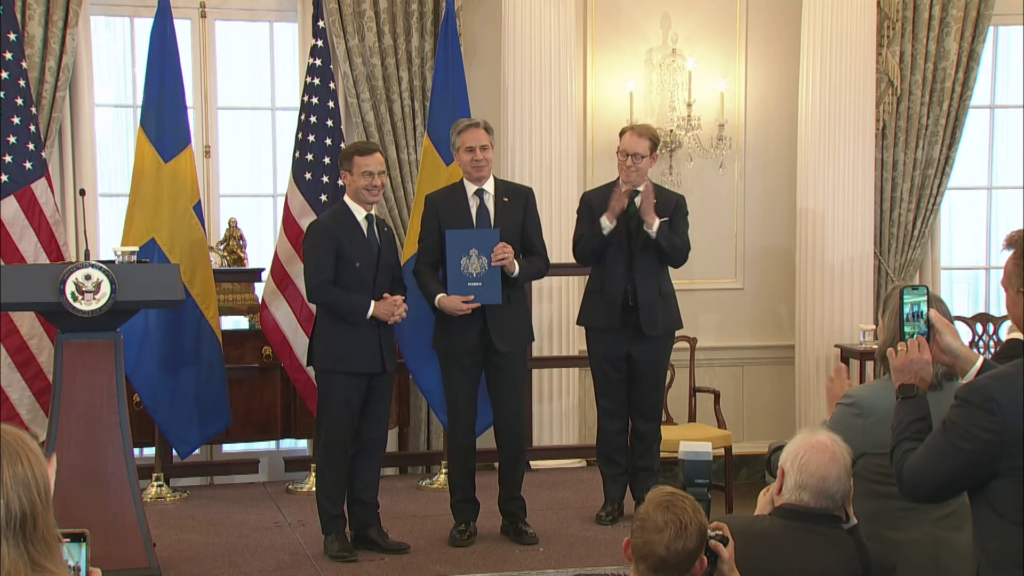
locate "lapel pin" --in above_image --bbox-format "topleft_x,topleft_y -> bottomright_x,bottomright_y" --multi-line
502,197 -> 509,202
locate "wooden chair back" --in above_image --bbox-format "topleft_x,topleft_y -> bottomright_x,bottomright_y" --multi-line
953,313 -> 1010,358
663,335 -> 698,425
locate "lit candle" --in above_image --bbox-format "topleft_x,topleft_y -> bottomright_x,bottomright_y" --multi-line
627,79 -> 636,124
718,79 -> 727,121
686,58 -> 696,102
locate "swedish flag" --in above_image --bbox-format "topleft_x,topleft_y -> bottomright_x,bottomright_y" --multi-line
120,0 -> 230,458
396,0 -> 492,436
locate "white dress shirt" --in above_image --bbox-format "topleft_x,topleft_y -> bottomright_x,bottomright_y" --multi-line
433,175 -> 519,308
343,194 -> 378,320
599,179 -> 661,238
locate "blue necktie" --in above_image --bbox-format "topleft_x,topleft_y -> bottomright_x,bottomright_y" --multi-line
365,213 -> 379,261
475,189 -> 491,229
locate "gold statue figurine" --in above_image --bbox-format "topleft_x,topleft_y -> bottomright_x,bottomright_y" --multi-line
215,217 -> 249,268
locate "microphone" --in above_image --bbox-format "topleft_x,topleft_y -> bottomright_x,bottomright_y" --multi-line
78,188 -> 91,261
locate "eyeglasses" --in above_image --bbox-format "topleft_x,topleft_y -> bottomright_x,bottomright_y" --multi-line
616,150 -> 650,165
358,171 -> 388,182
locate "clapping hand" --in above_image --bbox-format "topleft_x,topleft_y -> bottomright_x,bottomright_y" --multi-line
825,364 -> 855,416
604,180 -> 632,223
638,181 -> 658,229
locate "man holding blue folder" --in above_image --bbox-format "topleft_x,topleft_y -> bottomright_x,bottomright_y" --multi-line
414,118 -> 549,548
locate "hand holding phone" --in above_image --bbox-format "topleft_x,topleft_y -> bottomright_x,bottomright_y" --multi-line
59,529 -> 89,576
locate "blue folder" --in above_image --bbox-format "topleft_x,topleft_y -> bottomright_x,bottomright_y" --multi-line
445,228 -> 502,305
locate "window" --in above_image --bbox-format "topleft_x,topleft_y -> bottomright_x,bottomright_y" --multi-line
90,3 -> 299,306
91,1 -> 306,462
941,25 -> 1023,327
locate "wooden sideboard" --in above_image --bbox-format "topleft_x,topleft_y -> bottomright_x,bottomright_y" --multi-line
126,327 -> 315,449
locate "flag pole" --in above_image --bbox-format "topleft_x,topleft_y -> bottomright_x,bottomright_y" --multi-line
141,423 -> 189,502
418,429 -> 449,490
286,433 -> 317,494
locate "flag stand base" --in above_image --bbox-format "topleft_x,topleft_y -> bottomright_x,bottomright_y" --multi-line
417,461 -> 449,491
141,473 -> 189,502
286,464 -> 317,494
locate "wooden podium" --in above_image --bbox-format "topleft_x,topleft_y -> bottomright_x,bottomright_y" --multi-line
0,262 -> 184,575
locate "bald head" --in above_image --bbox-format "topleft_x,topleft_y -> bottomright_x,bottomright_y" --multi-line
777,427 -> 853,513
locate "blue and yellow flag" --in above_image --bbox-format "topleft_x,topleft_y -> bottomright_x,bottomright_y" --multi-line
396,0 -> 492,437
120,0 -> 230,458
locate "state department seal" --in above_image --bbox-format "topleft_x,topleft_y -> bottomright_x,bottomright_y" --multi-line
460,248 -> 488,278
58,261 -> 117,317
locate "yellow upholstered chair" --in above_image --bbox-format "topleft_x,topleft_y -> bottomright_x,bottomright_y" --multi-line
660,335 -> 734,513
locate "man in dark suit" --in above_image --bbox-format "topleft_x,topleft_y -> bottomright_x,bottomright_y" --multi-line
573,124 -> 691,525
888,229 -> 1023,576
304,141 -> 410,562
413,118 -> 549,548
714,427 -> 895,576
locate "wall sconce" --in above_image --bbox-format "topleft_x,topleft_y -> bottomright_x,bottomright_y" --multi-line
646,33 -> 733,189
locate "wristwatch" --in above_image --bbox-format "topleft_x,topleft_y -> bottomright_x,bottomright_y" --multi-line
895,383 -> 919,400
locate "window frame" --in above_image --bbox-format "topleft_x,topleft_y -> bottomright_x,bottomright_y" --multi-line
940,23 -> 1024,319
89,0 -> 308,477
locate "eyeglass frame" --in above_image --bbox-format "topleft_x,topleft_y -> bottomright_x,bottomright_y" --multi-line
615,149 -> 653,165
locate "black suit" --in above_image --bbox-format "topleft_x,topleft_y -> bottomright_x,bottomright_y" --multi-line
991,337 -> 1023,365
413,177 -> 548,524
891,359 -> 1024,576
303,198 -> 405,537
573,179 -> 690,504
715,505 -> 895,576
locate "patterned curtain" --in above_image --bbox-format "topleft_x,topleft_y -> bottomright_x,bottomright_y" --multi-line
322,0 -> 450,460
14,0 -> 83,158
321,0 -> 445,245
874,0 -> 995,315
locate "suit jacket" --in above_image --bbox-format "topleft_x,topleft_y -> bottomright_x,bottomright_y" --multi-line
303,201 -> 406,374
714,505 -> 895,576
827,374 -> 974,576
572,180 -> 690,336
991,337 -> 1023,366
891,359 -> 1024,576
412,178 -> 549,353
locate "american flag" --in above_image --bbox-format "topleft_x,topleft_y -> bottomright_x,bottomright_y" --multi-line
0,0 -> 71,439
258,0 -> 344,414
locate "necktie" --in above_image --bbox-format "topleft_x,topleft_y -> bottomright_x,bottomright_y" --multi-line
365,213 -> 379,261
626,189 -> 641,215
475,189 -> 491,229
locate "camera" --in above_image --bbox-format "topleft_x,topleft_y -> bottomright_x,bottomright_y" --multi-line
678,441 -> 714,519
704,529 -> 730,576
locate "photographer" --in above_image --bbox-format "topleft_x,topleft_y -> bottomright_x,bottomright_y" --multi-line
623,485 -> 740,576
715,427 -> 894,576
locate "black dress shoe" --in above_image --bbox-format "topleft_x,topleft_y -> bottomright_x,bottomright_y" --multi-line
323,534 -> 357,563
500,520 -> 539,545
351,525 -> 411,555
595,500 -> 625,526
448,521 -> 477,548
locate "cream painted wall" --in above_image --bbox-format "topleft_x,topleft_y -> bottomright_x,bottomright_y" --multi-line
456,0 -> 802,450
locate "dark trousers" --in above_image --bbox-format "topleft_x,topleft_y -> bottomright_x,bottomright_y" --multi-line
586,309 -> 674,504
314,369 -> 394,536
438,315 -> 528,525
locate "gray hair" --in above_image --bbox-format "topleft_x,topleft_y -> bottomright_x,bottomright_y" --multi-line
777,426 -> 853,512
450,118 -> 495,154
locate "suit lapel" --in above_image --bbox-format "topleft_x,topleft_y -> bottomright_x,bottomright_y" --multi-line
493,178 -> 510,233
337,202 -> 372,262
450,181 -> 475,230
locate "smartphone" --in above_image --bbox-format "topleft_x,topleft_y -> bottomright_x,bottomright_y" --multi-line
900,285 -> 930,342
59,529 -> 89,576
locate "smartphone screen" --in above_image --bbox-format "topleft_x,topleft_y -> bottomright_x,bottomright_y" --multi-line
901,285 -> 930,342
59,530 -> 89,576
